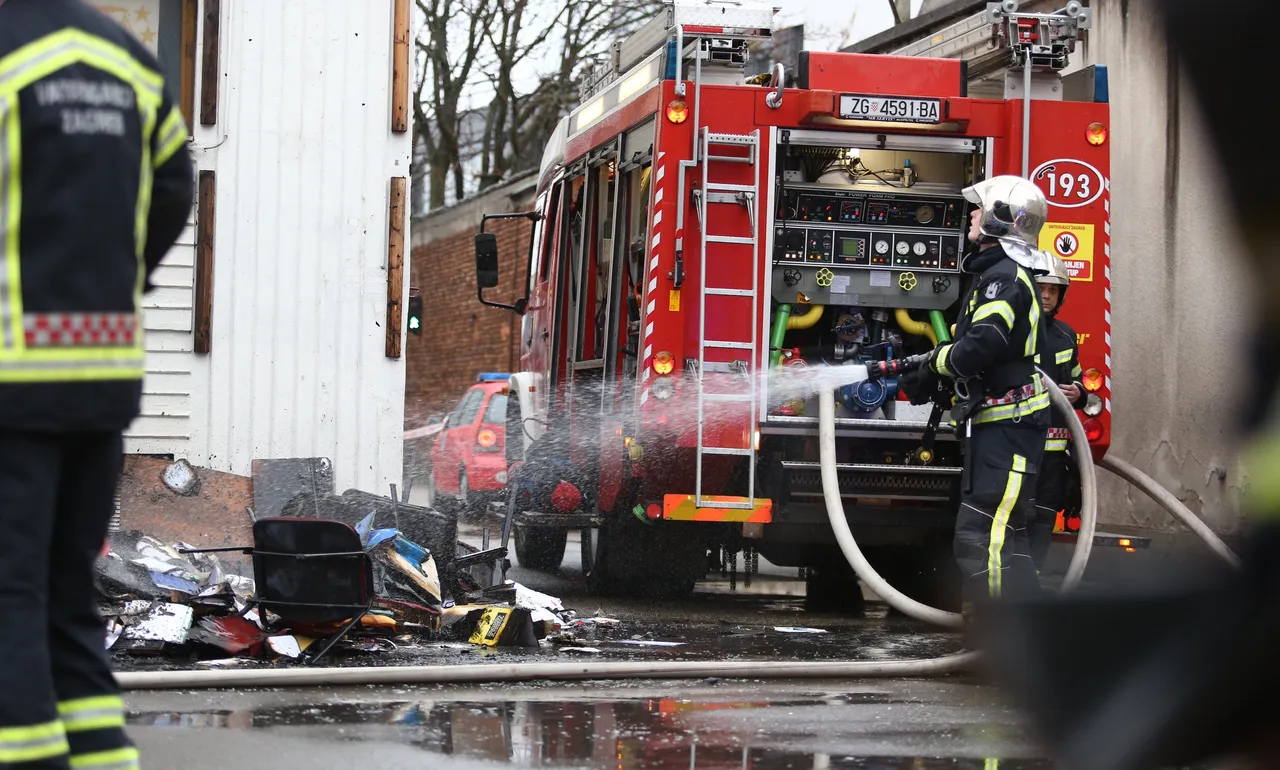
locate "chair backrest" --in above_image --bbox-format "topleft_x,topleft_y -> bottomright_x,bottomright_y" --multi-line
251,517 -> 372,624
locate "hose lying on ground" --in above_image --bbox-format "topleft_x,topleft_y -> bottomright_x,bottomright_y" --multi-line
1098,455 -> 1240,568
114,652 -> 981,691
818,368 -> 1099,629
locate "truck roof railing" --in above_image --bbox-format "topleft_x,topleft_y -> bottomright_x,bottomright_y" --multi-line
891,1 -> 1090,80
579,0 -> 778,102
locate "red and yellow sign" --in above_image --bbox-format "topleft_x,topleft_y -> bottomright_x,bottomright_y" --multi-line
1039,222 -> 1095,282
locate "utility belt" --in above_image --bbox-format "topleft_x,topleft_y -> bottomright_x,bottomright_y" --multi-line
951,373 -> 1045,428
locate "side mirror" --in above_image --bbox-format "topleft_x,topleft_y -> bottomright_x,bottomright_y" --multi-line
475,233 -> 499,290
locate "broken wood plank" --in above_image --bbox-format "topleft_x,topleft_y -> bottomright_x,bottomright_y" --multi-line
194,170 -> 216,355
391,0 -> 411,133
200,0 -> 221,126
180,0 -> 198,125
386,177 -> 407,358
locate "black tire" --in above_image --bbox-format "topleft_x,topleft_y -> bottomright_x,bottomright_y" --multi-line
587,511 -> 707,599
804,559 -> 868,614
865,543 -> 962,615
514,526 -> 568,571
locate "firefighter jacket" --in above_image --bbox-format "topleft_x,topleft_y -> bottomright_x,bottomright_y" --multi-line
0,0 -> 195,431
931,242 -> 1050,429
1038,316 -> 1089,451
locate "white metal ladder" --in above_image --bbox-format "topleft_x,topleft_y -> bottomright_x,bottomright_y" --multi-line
693,127 -> 762,510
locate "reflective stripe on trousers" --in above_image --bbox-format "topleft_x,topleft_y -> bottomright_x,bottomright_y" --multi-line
70,747 -> 140,769
0,720 -> 69,764
987,454 -> 1027,598
59,696 -> 126,734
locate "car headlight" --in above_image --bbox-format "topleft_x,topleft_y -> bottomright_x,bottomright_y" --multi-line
1083,393 -> 1103,417
651,375 -> 675,401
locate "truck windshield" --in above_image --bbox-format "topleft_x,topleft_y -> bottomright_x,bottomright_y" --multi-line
483,393 -> 508,426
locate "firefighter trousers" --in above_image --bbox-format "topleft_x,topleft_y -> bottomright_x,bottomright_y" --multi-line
955,422 -> 1045,608
1029,448 -> 1071,570
0,429 -> 137,770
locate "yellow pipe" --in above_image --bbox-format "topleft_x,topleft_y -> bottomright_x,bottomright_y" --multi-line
894,308 -> 938,346
786,304 -> 825,330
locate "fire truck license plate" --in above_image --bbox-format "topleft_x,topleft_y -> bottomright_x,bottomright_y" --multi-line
839,94 -> 941,124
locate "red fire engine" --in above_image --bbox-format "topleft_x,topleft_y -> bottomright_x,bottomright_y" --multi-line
476,0 -> 1115,602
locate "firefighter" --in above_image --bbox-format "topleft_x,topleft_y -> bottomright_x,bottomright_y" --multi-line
0,2 -> 194,768
1028,254 -> 1088,570
875,175 -> 1052,609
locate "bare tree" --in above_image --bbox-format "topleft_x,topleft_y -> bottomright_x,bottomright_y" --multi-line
414,0 -> 496,208
416,0 -> 666,210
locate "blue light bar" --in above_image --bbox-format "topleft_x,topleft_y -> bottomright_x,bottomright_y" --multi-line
477,373 -> 511,383
1093,64 -> 1109,103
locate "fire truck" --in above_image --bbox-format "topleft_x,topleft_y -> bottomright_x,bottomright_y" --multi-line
475,0 -> 1114,603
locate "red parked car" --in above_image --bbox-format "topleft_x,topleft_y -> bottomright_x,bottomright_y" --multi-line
427,374 -> 510,517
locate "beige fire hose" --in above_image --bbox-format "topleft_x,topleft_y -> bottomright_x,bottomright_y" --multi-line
818,368 -> 1099,628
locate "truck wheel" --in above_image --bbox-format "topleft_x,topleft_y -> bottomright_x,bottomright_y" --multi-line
580,512 -> 705,599
603,513 -> 706,599
804,560 -> 867,614
514,526 -> 568,571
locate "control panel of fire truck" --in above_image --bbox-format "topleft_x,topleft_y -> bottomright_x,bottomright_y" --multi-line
772,184 -> 967,311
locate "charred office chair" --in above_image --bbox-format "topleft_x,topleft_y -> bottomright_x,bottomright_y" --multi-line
183,516 -> 374,665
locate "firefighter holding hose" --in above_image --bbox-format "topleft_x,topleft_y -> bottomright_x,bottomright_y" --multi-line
1029,254 -> 1088,570
872,175 -> 1051,609
0,1 -> 194,768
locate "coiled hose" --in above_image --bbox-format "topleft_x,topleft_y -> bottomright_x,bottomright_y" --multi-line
819,368 -> 1098,628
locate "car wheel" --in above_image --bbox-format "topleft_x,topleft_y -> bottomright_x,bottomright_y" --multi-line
514,525 -> 568,571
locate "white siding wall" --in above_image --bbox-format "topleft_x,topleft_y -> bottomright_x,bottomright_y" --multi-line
125,214 -> 197,456
128,0 -> 412,494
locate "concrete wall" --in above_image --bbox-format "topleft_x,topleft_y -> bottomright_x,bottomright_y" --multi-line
1084,0 -> 1253,534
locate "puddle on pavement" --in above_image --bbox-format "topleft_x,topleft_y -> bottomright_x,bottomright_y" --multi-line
128,695 -> 1051,769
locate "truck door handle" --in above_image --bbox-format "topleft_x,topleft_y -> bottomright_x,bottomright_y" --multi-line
541,330 -> 549,340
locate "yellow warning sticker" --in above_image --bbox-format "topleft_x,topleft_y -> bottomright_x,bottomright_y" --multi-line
669,289 -> 681,312
1039,222 -> 1095,282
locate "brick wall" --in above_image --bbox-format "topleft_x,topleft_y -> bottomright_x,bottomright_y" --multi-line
405,218 -> 532,427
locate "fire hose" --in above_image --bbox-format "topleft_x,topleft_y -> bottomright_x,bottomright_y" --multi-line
819,365 -> 1099,629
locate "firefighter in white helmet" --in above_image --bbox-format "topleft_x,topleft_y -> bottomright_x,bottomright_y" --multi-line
1029,253 -> 1089,570
874,175 -> 1053,609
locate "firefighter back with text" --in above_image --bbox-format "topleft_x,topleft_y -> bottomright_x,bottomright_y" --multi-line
877,176 -> 1053,608
0,1 -> 194,768
1029,254 -> 1088,569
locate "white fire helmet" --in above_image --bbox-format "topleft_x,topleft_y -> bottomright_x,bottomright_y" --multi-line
962,175 -> 1049,271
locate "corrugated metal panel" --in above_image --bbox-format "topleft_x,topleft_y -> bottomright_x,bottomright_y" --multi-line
182,0 -> 410,493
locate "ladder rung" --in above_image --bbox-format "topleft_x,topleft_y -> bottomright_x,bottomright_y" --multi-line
704,393 -> 753,403
706,154 -> 754,164
702,447 -> 752,457
706,133 -> 757,145
706,235 -> 754,245
704,340 -> 753,350
705,183 -> 756,194
705,287 -> 755,297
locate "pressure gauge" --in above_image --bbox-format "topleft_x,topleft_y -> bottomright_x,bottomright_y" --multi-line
895,241 -> 910,256
875,240 -> 890,255
913,242 -> 928,256
915,205 -> 935,225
